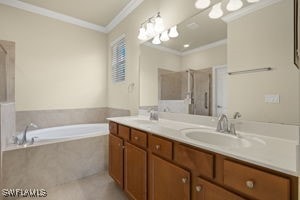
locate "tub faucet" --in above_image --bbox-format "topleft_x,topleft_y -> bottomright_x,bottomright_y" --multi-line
18,123 -> 38,145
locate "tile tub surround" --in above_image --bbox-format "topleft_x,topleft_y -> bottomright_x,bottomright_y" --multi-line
0,102 -> 16,149
108,114 -> 300,176
2,134 -> 108,193
16,107 -> 130,132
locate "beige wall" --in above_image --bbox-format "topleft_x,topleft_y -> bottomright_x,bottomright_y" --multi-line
227,0 -> 299,124
181,44 -> 227,70
140,45 -> 181,106
107,0 -> 199,114
0,5 -> 107,111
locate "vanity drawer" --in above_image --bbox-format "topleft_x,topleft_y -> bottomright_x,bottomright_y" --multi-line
130,129 -> 147,148
194,178 -> 245,200
223,160 -> 290,200
149,135 -> 173,160
174,144 -> 214,179
109,121 -> 118,135
118,125 -> 130,140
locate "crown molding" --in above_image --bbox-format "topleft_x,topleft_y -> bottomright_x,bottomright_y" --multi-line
222,0 -> 283,23
143,39 -> 227,57
106,0 -> 144,32
181,39 -> 227,56
0,0 -> 144,33
143,42 -> 182,56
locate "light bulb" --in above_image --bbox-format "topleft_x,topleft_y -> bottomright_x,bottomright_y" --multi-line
160,31 -> 169,42
146,21 -> 155,37
195,0 -> 211,9
247,0 -> 260,2
226,0 -> 243,11
138,26 -> 147,41
152,35 -> 161,45
209,3 -> 223,19
154,14 -> 165,33
169,26 -> 179,38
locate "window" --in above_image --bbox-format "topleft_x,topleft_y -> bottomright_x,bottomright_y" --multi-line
111,37 -> 126,82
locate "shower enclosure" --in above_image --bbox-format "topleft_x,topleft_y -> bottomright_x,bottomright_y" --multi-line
158,68 -> 212,116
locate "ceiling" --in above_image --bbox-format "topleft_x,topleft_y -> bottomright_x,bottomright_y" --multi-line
20,0 -> 131,26
160,8 -> 227,52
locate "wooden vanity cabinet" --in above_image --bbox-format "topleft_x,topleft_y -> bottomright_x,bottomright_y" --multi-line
124,142 -> 147,200
109,134 -> 124,188
109,122 -> 147,200
194,178 -> 245,200
108,121 -> 299,200
150,155 -> 190,200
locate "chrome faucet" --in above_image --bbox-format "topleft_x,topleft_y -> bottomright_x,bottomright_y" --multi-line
217,113 -> 242,136
148,109 -> 159,121
18,123 -> 38,145
229,112 -> 242,136
216,114 -> 229,133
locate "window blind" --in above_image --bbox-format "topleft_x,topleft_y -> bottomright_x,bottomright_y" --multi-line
111,37 -> 126,83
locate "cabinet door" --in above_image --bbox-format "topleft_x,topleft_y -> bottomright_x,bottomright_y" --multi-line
124,142 -> 147,200
194,178 -> 245,200
109,134 -> 124,188
150,155 -> 190,200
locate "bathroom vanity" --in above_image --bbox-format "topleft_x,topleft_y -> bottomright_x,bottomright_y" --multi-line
107,116 -> 299,200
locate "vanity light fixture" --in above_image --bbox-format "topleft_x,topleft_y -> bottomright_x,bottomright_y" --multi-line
226,0 -> 243,11
138,12 -> 166,41
160,31 -> 170,42
146,20 -> 155,37
169,26 -> 179,38
209,3 -> 224,19
152,35 -> 161,44
138,26 -> 147,41
195,0 -> 211,9
154,12 -> 165,33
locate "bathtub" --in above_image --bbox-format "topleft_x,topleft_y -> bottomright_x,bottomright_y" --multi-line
18,123 -> 109,143
3,123 -> 109,191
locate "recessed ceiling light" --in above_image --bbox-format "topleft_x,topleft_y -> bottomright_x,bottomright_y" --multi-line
184,44 -> 190,48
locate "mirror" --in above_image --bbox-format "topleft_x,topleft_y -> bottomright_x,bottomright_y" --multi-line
140,0 -> 299,124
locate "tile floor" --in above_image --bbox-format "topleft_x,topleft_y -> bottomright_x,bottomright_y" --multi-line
18,172 -> 128,200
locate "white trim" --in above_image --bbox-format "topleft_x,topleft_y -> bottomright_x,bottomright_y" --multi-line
0,0 -> 144,33
222,0 -> 283,23
106,0 -> 144,32
142,39 -> 227,57
212,65 -> 227,117
143,42 -> 182,56
181,39 -> 227,56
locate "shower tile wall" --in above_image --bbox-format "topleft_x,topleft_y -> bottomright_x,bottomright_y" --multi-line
0,49 -> 7,102
0,40 -> 15,102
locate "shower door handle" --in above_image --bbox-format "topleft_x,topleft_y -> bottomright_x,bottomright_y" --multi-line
204,92 -> 208,109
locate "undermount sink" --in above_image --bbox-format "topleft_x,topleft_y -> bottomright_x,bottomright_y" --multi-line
181,129 -> 251,148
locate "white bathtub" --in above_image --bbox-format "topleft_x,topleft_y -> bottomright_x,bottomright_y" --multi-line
21,123 -> 109,142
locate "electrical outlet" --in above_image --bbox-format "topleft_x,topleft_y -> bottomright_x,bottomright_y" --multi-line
264,94 -> 280,104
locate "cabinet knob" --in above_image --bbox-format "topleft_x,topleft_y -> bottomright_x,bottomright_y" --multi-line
155,145 -> 160,150
246,180 -> 254,189
134,136 -> 139,140
195,186 -> 202,192
181,177 -> 188,183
